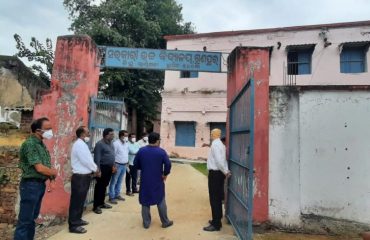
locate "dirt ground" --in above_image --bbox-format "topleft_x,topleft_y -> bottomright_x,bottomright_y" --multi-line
48,163 -> 237,240
43,163 -> 362,240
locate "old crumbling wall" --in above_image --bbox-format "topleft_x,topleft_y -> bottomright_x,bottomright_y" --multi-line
32,35 -> 100,222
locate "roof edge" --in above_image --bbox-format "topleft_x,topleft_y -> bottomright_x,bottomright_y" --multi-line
164,20 -> 370,41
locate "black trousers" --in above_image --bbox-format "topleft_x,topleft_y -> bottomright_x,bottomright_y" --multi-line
125,165 -> 137,192
93,165 -> 112,209
68,173 -> 91,229
208,170 -> 225,229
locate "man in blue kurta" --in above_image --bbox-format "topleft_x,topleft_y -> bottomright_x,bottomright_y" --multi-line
134,132 -> 173,229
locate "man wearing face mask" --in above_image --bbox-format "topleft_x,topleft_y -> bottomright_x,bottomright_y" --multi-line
126,133 -> 140,196
93,128 -> 116,214
68,126 -> 98,234
109,130 -> 129,204
203,128 -> 231,232
14,117 -> 58,240
137,132 -> 149,148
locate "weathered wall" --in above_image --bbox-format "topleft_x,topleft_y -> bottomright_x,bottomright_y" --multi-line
33,35 -> 100,221
226,47 -> 270,223
269,87 -> 370,230
0,147 -> 21,240
160,92 -> 226,159
269,87 -> 301,225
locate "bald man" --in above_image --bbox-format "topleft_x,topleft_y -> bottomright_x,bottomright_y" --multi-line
203,128 -> 231,232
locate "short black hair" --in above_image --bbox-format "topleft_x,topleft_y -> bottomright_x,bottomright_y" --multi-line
76,126 -> 86,138
103,128 -> 114,137
148,132 -> 160,144
221,137 -> 226,142
128,133 -> 135,138
118,130 -> 128,138
31,117 -> 49,133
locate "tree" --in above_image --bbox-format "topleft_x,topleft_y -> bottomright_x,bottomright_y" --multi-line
64,0 -> 194,134
13,34 -> 54,84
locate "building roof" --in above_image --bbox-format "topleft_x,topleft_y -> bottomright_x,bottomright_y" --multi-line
164,20 -> 370,41
0,55 -> 50,108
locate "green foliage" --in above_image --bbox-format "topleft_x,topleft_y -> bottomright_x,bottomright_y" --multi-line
13,34 -> 54,83
63,0 -> 195,121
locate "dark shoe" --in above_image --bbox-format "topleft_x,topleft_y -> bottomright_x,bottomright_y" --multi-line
208,220 -> 222,227
93,207 -> 102,214
77,220 -> 89,226
100,203 -> 112,209
109,198 -> 118,204
162,220 -> 174,228
143,223 -> 150,229
69,226 -> 87,234
203,224 -> 220,232
132,190 -> 139,194
116,195 -> 126,201
126,191 -> 134,196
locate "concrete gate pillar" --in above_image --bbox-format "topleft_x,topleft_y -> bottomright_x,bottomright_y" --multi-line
33,35 -> 100,220
227,47 -> 270,223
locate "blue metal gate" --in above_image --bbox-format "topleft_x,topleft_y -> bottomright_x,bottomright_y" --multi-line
226,79 -> 255,240
85,97 -> 125,205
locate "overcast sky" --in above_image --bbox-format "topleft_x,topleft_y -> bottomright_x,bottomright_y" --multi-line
1,0 -> 370,59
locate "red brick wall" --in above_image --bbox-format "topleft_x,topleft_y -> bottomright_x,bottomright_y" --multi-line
33,35 -> 100,221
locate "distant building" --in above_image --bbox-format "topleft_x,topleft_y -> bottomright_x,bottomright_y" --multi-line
0,56 -> 49,131
161,20 -> 370,159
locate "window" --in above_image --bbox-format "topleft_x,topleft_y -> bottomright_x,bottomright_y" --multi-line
175,121 -> 196,147
180,71 -> 199,78
287,49 -> 313,75
340,46 -> 367,73
209,122 -> 226,138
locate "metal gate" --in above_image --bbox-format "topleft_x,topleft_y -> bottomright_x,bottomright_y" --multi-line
226,79 -> 255,240
85,97 -> 125,205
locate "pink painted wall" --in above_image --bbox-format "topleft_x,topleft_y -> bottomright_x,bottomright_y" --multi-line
227,47 -> 270,223
33,35 -> 100,219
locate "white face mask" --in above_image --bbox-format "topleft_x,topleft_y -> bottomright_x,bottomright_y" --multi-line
84,137 -> 90,143
123,137 -> 129,142
131,138 -> 136,143
143,136 -> 148,142
42,130 -> 53,140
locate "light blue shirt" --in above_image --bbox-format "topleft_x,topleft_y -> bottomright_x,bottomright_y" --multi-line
113,139 -> 129,164
128,142 -> 140,165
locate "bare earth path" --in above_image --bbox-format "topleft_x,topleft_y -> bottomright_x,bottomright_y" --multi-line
48,163 -> 237,240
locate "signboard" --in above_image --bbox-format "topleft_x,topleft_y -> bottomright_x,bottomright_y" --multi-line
103,46 -> 222,72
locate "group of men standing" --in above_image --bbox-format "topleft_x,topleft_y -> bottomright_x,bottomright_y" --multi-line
14,117 -> 229,239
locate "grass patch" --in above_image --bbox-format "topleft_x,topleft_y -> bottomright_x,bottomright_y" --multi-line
191,163 -> 208,176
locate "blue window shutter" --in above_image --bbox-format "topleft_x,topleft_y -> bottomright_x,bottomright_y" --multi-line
340,47 -> 365,73
190,71 -> 199,78
175,122 -> 196,147
298,52 -> 311,74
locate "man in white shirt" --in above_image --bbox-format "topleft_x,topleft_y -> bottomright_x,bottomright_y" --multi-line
68,126 -> 98,234
136,133 -> 149,185
203,128 -> 231,232
137,132 -> 149,148
109,130 -> 129,204
126,133 -> 140,196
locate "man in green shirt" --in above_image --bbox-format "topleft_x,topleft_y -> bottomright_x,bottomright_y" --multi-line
14,117 -> 58,240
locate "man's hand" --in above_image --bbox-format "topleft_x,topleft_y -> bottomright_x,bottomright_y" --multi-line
50,168 -> 57,177
112,165 -> 117,174
162,175 -> 167,181
225,171 -> 232,178
94,170 -> 101,178
47,180 -> 56,192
